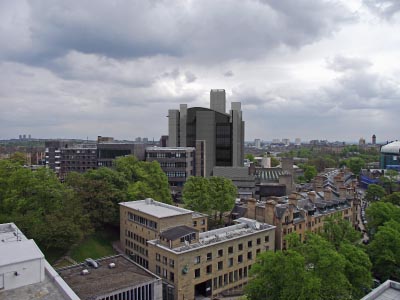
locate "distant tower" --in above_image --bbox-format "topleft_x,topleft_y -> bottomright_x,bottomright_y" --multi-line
210,89 -> 226,114
372,134 -> 376,145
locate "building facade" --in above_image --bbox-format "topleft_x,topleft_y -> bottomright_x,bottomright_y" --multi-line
120,199 -> 275,300
168,89 -> 244,176
380,141 -> 400,171
145,147 -> 196,199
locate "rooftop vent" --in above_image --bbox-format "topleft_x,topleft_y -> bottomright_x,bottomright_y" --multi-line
109,262 -> 116,269
81,269 -> 90,275
85,258 -> 99,269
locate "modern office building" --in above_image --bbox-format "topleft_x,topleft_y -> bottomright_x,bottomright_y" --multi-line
145,147 -> 196,199
120,199 -> 275,300
380,141 -> 400,171
58,255 -> 162,300
45,137 -> 146,179
168,89 -> 244,176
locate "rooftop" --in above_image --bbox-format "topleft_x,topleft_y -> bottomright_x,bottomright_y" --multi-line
58,255 -> 159,300
361,280 -> 400,300
0,239 -> 44,267
381,141 -> 400,154
160,225 -> 198,240
149,218 -> 275,253
120,198 -> 193,218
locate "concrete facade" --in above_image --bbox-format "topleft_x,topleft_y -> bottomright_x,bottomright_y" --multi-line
168,89 -> 244,176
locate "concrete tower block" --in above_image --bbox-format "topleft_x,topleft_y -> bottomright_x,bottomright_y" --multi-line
210,89 -> 226,114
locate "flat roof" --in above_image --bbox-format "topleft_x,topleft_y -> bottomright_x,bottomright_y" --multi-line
58,255 -> 159,300
0,239 -> 44,267
149,218 -> 275,254
361,280 -> 400,300
160,225 -> 198,240
120,198 -> 193,218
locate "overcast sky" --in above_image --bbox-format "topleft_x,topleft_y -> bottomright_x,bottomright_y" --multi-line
1,0 -> 399,142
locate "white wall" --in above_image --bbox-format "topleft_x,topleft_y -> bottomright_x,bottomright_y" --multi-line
0,258 -> 44,291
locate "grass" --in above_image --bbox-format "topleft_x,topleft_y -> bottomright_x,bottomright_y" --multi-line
70,227 -> 118,262
44,247 -> 68,264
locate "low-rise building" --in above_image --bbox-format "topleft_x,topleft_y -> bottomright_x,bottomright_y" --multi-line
147,218 -> 275,300
120,199 -> 207,269
58,255 -> 162,300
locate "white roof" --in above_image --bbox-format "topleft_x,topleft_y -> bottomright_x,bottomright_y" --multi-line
0,239 -> 44,267
381,141 -> 400,154
120,199 -> 193,218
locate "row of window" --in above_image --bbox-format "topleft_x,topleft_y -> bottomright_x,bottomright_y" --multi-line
125,239 -> 148,257
126,230 -> 147,246
156,265 -> 175,282
147,152 -> 190,158
156,254 -> 175,267
98,283 -> 153,300
195,250 -> 260,272
165,171 -> 187,178
128,212 -> 158,230
159,162 -> 188,168
212,266 -> 251,290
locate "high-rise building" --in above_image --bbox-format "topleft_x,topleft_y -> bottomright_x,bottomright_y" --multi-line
254,139 -> 261,149
168,89 -> 244,176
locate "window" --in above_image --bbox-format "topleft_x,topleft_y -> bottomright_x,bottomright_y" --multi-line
248,240 -> 252,248
264,235 -> 269,242
218,249 -> 223,257
228,258 -> 234,267
156,265 -> 161,275
247,251 -> 253,260
195,268 -> 200,278
162,256 -> 167,265
201,219 -> 206,225
169,259 -> 175,267
228,246 -> 234,254
206,265 -> 212,274
256,249 -> 261,255
257,238 -> 261,245
238,254 -> 243,263
156,253 -> 160,261
207,252 -> 212,261
213,277 -> 218,289
238,243 -> 243,251
193,221 -> 197,227
218,261 -> 223,270
170,272 -> 174,282
194,256 -> 201,264
162,268 -> 167,278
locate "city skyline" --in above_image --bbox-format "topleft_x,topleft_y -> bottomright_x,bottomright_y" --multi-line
0,0 -> 399,141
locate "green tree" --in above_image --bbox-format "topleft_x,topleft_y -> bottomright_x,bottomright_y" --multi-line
368,220 -> 400,281
245,153 -> 255,162
245,250 -> 320,300
346,157 -> 365,175
382,192 -> 400,206
209,176 -> 237,221
380,170 -> 399,194
182,177 -> 211,213
270,156 -> 280,167
115,156 -> 171,203
321,216 -> 361,250
0,161 -> 88,251
9,152 -> 27,165
365,201 -> 400,237
365,184 -> 386,202
304,165 -> 317,182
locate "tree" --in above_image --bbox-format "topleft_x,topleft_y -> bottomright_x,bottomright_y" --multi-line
321,216 -> 361,250
304,165 -> 317,182
245,153 -> 255,162
209,176 -> 237,221
9,152 -> 27,165
366,201 -> 400,237
380,170 -> 399,194
346,157 -> 365,175
245,250 -> 320,300
270,156 -> 280,167
365,184 -> 386,202
182,177 -> 211,213
115,156 -> 172,203
382,192 -> 400,206
0,161 -> 88,251
368,220 -> 400,281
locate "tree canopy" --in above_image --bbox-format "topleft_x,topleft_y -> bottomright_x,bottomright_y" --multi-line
182,176 -> 237,219
365,184 -> 386,202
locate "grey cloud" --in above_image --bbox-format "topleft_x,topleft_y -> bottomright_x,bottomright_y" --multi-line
224,70 -> 234,77
184,71 -> 197,83
363,0 -> 400,19
326,55 -> 372,72
0,0 -> 355,66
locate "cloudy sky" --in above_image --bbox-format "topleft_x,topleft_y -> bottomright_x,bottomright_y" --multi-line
1,0 -> 399,142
